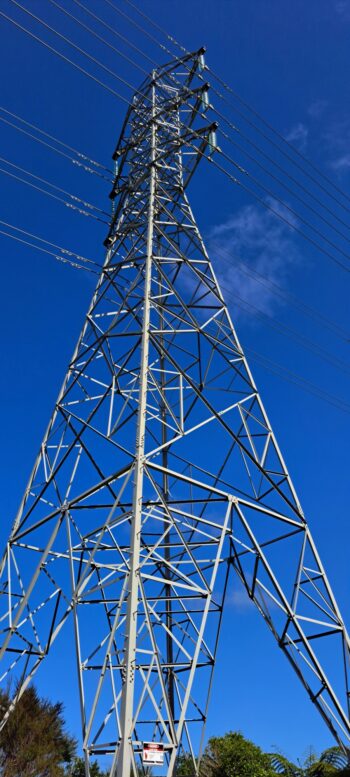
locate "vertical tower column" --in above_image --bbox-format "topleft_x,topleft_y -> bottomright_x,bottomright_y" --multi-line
117,77 -> 157,777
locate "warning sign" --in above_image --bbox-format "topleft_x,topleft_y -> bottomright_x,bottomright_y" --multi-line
142,742 -> 164,766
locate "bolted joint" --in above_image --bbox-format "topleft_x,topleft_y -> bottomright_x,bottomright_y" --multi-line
103,234 -> 114,249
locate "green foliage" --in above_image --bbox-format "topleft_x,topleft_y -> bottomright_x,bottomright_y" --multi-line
176,752 -> 197,776
303,747 -> 350,777
65,756 -> 109,776
0,686 -> 349,777
201,731 -> 277,777
178,735 -> 350,777
0,684 -> 76,777
268,752 -> 303,777
268,746 -> 350,777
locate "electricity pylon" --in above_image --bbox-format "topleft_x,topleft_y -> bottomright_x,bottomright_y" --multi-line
0,50 -> 349,777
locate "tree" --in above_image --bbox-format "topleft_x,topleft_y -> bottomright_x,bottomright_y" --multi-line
176,752 -> 198,776
65,757 -> 109,776
269,746 -> 350,777
177,735 -> 350,777
0,684 -> 76,777
201,732 -> 277,777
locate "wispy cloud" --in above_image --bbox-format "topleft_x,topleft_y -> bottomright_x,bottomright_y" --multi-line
335,0 -> 350,19
226,585 -> 254,611
323,119 -> 350,175
285,122 -> 308,152
329,154 -> 350,172
307,99 -> 327,119
208,200 -> 299,320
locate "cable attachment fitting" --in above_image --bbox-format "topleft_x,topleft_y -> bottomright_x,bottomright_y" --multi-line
197,46 -> 207,72
208,121 -> 219,154
201,83 -> 210,112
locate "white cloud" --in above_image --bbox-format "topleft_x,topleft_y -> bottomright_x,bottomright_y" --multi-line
285,122 -> 308,152
329,154 -> 350,172
335,0 -> 350,18
323,119 -> 350,175
208,199 -> 299,320
226,585 -> 254,611
307,99 -> 327,119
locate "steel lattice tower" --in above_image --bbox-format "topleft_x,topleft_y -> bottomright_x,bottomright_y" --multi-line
0,51 -> 349,777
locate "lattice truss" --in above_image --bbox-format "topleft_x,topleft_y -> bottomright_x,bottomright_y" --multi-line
0,51 -> 349,777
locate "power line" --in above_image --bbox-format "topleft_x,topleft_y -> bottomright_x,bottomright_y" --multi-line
224,288 -> 350,377
246,347 -> 350,415
47,0 -> 148,78
0,114 -> 112,183
217,126 -> 350,245
211,98 -> 350,218
0,218 -> 101,267
114,0 -> 350,215
122,0 -> 187,55
218,145 -> 350,264
201,145 -> 350,274
102,0 -> 170,54
208,68 -> 350,210
9,0 -> 142,102
50,0 -> 350,256
212,244 -> 350,342
5,224 -> 348,416
0,106 -> 111,172
216,116 -> 350,232
0,9 -> 131,105
10,2 -> 350,275
0,166 -> 109,225
0,227 -> 99,274
71,0 -> 156,68
0,155 -> 109,217
5,4 -> 350,280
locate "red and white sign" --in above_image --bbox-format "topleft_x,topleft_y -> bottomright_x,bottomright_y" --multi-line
142,742 -> 164,766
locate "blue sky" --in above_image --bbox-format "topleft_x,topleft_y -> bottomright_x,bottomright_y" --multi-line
0,0 -> 350,765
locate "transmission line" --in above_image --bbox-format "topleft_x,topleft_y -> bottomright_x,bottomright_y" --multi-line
0,156 -> 109,217
0,166 -> 109,225
217,146 -> 350,263
122,0 -> 188,55
216,118 -> 350,231
102,0 -> 171,54
212,244 -> 350,342
0,106 -> 111,172
4,226 -> 348,416
8,2 -> 350,275
224,289 -> 350,377
0,218 -> 101,266
71,0 -> 156,68
47,0 -> 148,78
9,0 -> 144,101
217,126 -> 350,244
211,98 -> 350,218
0,227 -> 99,274
33,0 -> 350,267
75,0 -> 350,258
0,9 -> 131,105
4,2 -> 350,354
207,69 -> 350,210
111,0 -> 350,215
0,115 -> 112,183
199,144 -> 350,274
245,347 -> 350,415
